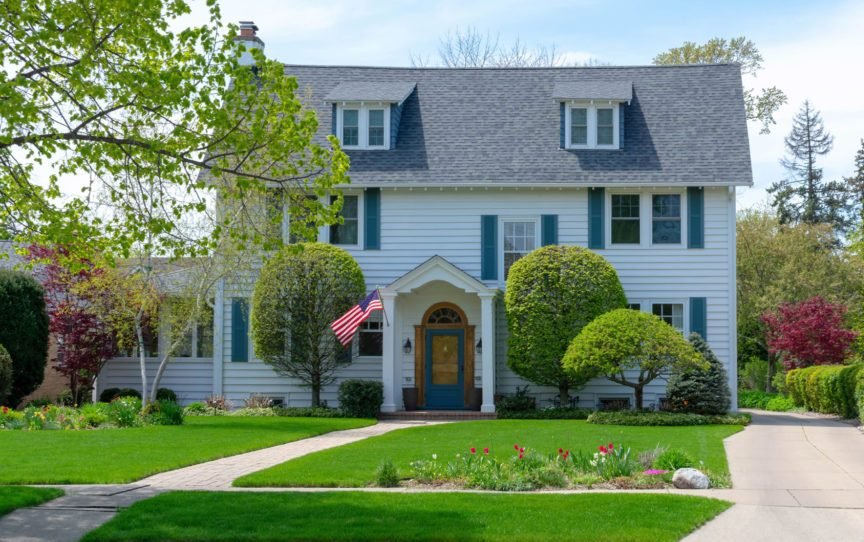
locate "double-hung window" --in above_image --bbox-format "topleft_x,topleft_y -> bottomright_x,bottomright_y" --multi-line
358,320 -> 383,357
611,194 -> 640,244
503,220 -> 537,278
652,303 -> 684,333
337,105 -> 390,149
652,194 -> 682,244
329,195 -> 359,246
565,104 -> 619,149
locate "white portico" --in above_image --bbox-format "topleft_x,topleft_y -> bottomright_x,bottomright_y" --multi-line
379,256 -> 497,413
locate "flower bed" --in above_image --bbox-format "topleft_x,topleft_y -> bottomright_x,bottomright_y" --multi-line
407,442 -> 715,491
0,398 -> 183,430
587,411 -> 750,426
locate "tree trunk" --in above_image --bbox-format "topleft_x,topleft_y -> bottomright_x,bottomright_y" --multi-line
634,386 -> 644,410
135,311 -> 148,407
558,382 -> 570,407
311,378 -> 321,408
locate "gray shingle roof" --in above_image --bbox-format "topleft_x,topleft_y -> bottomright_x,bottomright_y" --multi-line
552,80 -> 633,102
287,64 -> 752,186
323,81 -> 416,105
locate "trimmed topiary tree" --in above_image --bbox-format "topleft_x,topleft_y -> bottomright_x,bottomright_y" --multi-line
0,344 -> 12,406
251,243 -> 366,407
505,245 -> 627,405
0,269 -> 50,405
665,334 -> 731,414
563,309 -> 705,410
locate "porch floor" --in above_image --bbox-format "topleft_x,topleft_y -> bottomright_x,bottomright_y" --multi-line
379,410 -> 497,421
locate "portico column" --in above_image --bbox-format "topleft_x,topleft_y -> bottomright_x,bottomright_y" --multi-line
479,293 -> 496,413
380,291 -> 398,412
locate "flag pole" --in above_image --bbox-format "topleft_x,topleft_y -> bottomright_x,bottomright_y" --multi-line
376,286 -> 390,327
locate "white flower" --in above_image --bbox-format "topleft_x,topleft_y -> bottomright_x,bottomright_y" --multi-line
432,454 -> 438,460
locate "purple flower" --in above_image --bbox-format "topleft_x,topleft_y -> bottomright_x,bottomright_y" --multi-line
643,469 -> 668,475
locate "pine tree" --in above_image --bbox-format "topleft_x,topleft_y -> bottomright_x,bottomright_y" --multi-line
767,101 -> 848,232
665,334 -> 731,415
846,139 -> 864,226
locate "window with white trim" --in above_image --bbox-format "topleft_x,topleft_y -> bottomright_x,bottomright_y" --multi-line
611,194 -> 640,244
329,195 -> 359,246
358,319 -> 383,357
565,103 -> 620,149
652,303 -> 684,332
336,105 -> 391,149
652,194 -> 682,244
626,303 -> 641,311
503,220 -> 537,278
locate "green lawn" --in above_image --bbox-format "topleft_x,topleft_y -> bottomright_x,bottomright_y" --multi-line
0,417 -> 373,484
0,486 -> 64,517
82,491 -> 730,542
236,420 -> 742,487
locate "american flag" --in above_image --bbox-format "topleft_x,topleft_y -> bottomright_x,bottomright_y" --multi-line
330,290 -> 384,346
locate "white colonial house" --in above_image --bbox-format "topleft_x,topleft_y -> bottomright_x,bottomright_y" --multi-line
97,23 -> 751,413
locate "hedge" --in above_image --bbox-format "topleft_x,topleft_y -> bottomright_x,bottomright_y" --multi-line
786,364 -> 864,419
497,407 -> 593,420
586,411 -> 751,426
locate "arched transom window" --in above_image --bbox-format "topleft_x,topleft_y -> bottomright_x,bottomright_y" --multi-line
427,307 -> 463,325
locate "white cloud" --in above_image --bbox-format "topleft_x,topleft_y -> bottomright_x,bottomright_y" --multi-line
738,1 -> 864,209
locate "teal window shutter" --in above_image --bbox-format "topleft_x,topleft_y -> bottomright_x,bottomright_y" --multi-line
687,187 -> 704,249
364,188 -> 380,250
331,104 -> 337,136
690,297 -> 707,339
481,215 -> 498,281
559,103 -> 565,149
541,215 -> 558,246
231,298 -> 249,362
618,103 -> 625,148
588,188 -> 605,249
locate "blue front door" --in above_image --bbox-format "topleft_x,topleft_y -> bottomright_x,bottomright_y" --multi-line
425,329 -> 464,409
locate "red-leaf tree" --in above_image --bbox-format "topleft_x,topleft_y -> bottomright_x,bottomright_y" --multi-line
762,297 -> 858,369
27,245 -> 117,403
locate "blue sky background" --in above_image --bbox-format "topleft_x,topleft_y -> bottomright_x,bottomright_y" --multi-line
195,0 -> 864,209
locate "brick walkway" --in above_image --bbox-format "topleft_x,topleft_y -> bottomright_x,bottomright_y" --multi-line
140,420 -> 438,489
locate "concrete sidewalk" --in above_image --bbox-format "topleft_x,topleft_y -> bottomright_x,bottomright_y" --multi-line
685,410 -> 864,541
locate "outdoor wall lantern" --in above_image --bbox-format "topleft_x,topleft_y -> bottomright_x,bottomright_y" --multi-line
403,338 -> 412,354
476,339 -> 482,354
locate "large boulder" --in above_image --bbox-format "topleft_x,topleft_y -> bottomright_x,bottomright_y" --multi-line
672,468 -> 710,489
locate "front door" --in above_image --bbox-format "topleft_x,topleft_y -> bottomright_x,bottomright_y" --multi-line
424,329 -> 464,409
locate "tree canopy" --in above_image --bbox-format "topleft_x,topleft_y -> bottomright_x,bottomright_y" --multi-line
504,245 -> 626,404
251,243 -> 366,407
564,309 -> 704,410
0,0 -> 348,260
0,269 -> 50,405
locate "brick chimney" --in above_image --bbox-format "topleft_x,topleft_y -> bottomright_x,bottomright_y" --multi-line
235,21 -> 264,66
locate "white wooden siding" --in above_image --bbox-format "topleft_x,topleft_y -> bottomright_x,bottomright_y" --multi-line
97,358 -> 213,405
218,186 -> 734,407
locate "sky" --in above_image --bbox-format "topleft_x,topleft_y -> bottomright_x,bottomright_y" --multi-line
189,0 -> 864,210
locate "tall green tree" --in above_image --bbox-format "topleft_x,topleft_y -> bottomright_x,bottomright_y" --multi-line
767,101 -> 848,231
251,243 -> 366,407
736,210 -> 864,377
845,139 -> 864,228
0,270 -> 49,405
505,245 -> 626,405
0,0 -> 348,260
653,37 -> 787,134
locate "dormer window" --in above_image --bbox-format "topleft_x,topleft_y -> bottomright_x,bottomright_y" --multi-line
336,104 -> 390,150
564,103 -> 620,149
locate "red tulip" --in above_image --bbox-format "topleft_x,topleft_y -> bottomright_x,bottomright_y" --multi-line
608,443 -> 614,450
483,447 -> 489,454
599,445 -> 607,454
514,444 -> 520,450
470,447 -> 476,454
558,448 -> 563,454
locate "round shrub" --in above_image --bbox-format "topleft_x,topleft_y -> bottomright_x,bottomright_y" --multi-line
505,245 -> 626,404
654,449 -> 696,471
99,387 -> 141,403
144,399 -> 184,426
0,269 -> 50,405
765,395 -> 796,412
155,388 -> 177,403
0,344 -> 12,406
338,379 -> 383,418
252,243 -> 366,407
108,396 -> 142,427
665,334 -> 731,415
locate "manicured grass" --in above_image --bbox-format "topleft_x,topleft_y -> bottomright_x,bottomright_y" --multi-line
236,420 -> 741,487
0,486 -> 64,517
82,491 -> 731,542
0,417 -> 373,484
